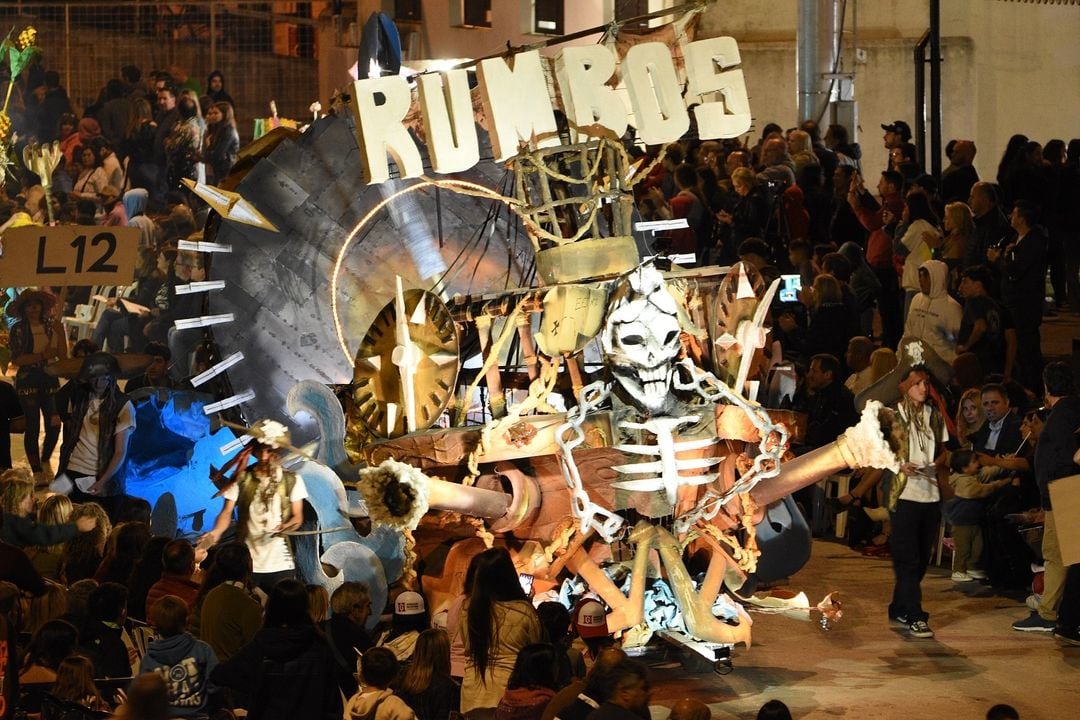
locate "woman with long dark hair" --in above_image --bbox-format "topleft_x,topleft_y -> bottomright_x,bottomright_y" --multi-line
19,618 -> 79,684
165,89 -> 204,192
203,101 -> 240,185
50,654 -> 111,714
71,144 -> 109,202
126,97 -> 159,192
397,628 -> 460,720
494,643 -> 560,720
996,133 -> 1029,206
460,548 -> 542,719
6,289 -> 67,482
125,535 -> 170,622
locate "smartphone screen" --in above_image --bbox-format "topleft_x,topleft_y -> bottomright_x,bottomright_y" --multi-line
778,274 -> 802,303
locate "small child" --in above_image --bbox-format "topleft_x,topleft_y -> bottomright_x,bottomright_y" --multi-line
138,594 -> 219,717
345,646 -> 416,720
946,450 -> 1012,582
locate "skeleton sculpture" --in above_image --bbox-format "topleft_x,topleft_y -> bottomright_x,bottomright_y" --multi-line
554,263 -> 899,647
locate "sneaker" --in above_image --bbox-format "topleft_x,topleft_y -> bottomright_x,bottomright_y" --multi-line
889,614 -> 908,626
1012,612 -> 1055,633
951,571 -> 974,582
1053,627 -> 1080,647
909,620 -> 934,638
966,569 -> 987,580
1026,594 -> 1042,612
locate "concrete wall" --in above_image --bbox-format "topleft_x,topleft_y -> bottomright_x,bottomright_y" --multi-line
698,0 -> 1080,182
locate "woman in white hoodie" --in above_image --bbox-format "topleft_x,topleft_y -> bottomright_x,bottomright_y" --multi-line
897,191 -> 941,319
904,259 -> 963,363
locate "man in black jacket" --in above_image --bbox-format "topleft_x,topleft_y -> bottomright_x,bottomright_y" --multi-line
801,354 -> 860,450
968,182 -> 1011,265
1012,362 -> 1080,633
988,200 -> 1047,393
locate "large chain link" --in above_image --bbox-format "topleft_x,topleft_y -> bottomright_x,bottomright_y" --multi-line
555,380 -> 626,542
672,359 -> 787,534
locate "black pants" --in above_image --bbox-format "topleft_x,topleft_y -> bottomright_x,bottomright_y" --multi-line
15,366 -> 60,472
1013,320 -> 1043,394
252,568 -> 296,594
889,499 -> 941,623
0,381 -> 19,470
70,477 -> 123,523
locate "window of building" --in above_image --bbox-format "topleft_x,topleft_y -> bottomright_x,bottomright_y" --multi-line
394,0 -> 422,22
533,0 -> 564,35
614,0 -> 652,29
451,0 -> 492,28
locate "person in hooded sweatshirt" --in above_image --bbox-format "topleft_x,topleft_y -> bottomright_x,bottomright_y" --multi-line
345,646 -> 416,720
138,594 -> 218,718
211,578 -> 345,720
904,259 -> 962,363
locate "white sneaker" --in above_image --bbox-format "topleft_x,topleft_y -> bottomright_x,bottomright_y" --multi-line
951,571 -> 974,582
967,569 -> 987,580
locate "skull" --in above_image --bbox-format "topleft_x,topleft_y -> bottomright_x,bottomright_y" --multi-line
602,266 -> 683,414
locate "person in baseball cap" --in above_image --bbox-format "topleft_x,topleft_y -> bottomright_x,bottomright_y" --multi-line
882,120 -> 912,148
378,589 -> 429,661
572,597 -> 615,663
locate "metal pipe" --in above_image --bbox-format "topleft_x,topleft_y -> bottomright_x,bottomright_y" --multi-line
913,31 -> 930,170
929,0 -> 943,178
797,0 -> 839,123
64,5 -> 71,95
426,477 -> 510,519
210,2 -> 217,75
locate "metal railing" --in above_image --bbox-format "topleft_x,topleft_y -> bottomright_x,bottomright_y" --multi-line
0,2 -> 322,139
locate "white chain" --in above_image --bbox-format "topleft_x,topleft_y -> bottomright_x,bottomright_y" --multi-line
555,380 -> 626,542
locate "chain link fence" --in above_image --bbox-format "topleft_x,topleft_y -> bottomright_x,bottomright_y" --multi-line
0,1 -> 324,141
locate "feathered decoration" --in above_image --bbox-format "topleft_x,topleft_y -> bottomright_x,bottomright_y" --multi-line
357,459 -> 431,531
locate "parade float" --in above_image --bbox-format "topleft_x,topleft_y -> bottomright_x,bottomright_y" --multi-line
0,6 -> 909,669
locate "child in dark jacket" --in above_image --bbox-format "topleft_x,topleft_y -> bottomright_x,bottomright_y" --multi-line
946,450 -> 1014,583
138,594 -> 218,718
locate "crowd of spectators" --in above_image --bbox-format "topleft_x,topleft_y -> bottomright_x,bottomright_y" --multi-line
638,119 -> 1079,645
0,61 -> 1076,717
1,63 -> 239,237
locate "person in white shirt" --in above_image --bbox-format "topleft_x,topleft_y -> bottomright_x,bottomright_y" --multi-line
60,353 -> 136,521
886,366 -> 948,639
201,420 -> 308,592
